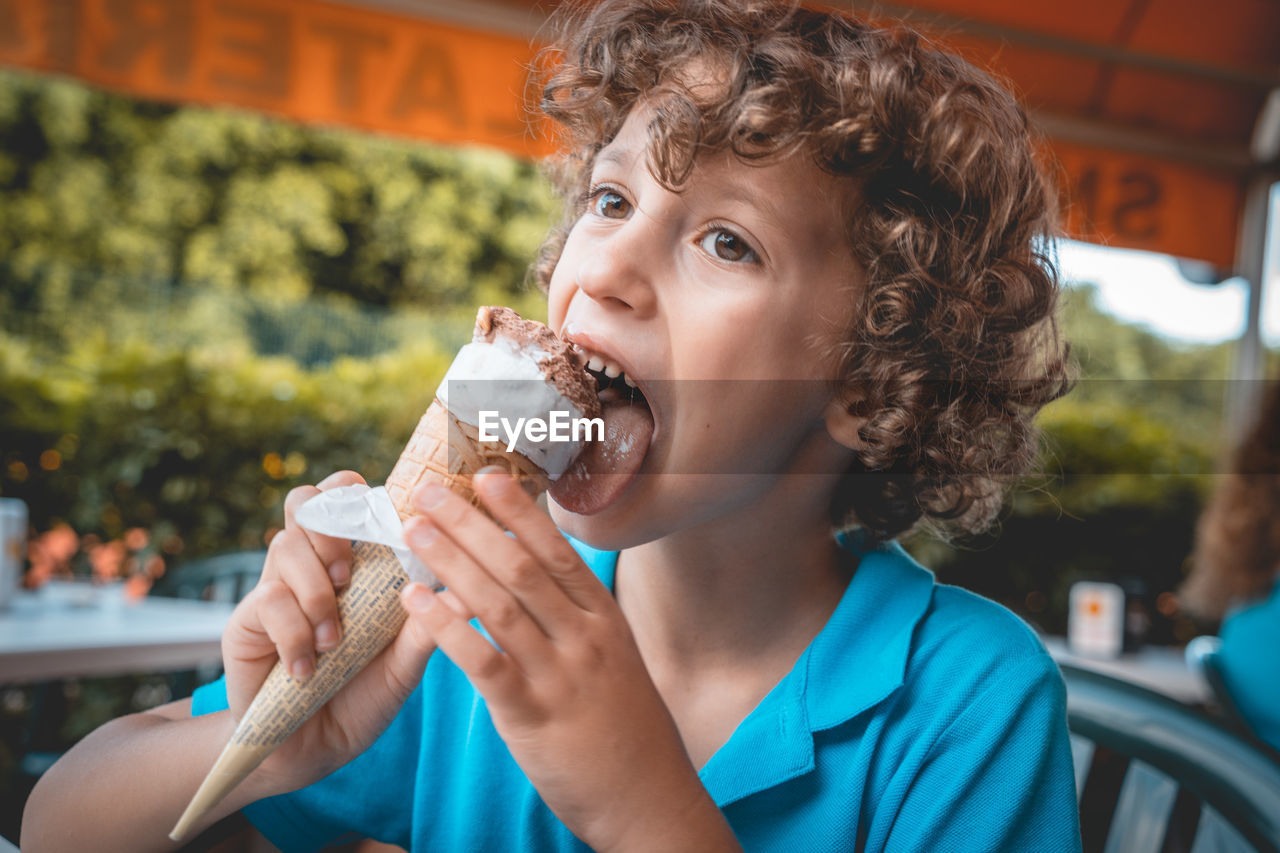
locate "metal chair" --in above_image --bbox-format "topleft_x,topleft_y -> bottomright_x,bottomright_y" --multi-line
155,550 -> 267,604
1063,662 -> 1280,853
152,549 -> 266,701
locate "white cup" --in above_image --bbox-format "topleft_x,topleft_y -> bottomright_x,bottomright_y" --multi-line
0,497 -> 28,610
1068,581 -> 1126,659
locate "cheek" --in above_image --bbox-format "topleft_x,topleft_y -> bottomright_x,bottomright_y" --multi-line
673,382 -> 825,465
679,307 -> 819,382
668,299 -> 769,379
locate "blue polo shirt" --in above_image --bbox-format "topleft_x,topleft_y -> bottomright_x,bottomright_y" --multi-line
192,534 -> 1082,851
1218,579 -> 1280,751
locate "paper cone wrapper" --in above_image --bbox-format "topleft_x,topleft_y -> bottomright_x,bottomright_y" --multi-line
171,399 -> 549,841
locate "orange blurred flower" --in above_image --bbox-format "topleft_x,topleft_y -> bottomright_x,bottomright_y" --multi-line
124,573 -> 152,601
144,553 -> 166,579
24,523 -> 169,591
89,540 -> 127,581
25,524 -> 79,588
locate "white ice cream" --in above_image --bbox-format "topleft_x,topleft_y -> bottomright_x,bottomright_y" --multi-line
437,334 -> 592,479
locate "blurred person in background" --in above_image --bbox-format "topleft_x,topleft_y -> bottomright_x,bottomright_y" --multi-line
1181,379 -> 1280,752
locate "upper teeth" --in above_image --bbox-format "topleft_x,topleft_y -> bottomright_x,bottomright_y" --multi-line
574,344 -> 636,388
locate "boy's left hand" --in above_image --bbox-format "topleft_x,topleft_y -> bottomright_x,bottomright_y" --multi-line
400,469 -> 739,853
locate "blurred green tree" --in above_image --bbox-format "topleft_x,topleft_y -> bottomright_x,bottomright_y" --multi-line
909,283 -> 1246,640
0,67 -> 558,348
0,332 -> 452,558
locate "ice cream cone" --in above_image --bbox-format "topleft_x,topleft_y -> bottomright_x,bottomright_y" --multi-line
170,308 -> 597,842
384,398 -> 550,520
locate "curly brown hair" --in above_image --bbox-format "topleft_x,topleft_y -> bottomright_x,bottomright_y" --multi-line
1182,381 -> 1280,619
533,0 -> 1072,540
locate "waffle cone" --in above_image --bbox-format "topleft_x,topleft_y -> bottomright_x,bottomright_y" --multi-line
384,398 -> 550,518
171,399 -> 550,841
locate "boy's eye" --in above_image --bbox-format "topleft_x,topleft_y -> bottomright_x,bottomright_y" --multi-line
591,189 -> 631,219
699,229 -> 758,264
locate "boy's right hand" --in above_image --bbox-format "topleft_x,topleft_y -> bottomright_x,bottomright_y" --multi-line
219,470 -> 441,795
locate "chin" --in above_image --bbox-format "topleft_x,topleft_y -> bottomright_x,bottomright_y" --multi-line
548,493 -> 663,553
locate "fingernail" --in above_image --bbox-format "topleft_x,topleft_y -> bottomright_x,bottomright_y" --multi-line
408,521 -> 438,548
403,583 -> 435,613
315,620 -> 339,651
416,484 -> 448,510
476,466 -> 510,492
328,560 -> 350,587
291,657 -> 314,681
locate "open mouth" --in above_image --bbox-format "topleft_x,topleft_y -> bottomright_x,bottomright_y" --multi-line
583,352 -> 648,406
549,341 -> 656,515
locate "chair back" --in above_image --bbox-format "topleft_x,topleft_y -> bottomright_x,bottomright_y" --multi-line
1063,662 -> 1280,853
156,550 -> 266,604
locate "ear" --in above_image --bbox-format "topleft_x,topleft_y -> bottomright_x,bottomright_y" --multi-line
824,392 -> 869,452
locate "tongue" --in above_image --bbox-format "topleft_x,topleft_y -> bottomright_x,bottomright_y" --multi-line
550,397 -> 653,515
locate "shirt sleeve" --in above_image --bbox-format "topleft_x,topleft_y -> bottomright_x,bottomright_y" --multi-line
1217,585 -> 1280,749
190,676 -> 421,853
881,653 -> 1083,853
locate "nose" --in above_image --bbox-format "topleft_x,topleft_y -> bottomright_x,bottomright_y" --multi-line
573,219 -> 659,316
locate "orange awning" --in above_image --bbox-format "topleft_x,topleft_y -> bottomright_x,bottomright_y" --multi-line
838,0 -> 1280,275
0,0 -> 556,157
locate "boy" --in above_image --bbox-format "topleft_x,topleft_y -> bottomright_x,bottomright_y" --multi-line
24,1 -> 1081,849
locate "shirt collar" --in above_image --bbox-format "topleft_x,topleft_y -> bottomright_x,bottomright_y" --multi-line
567,531 -> 936,805
804,530 -> 936,730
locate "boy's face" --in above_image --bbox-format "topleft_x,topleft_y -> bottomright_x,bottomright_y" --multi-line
547,106 -> 863,549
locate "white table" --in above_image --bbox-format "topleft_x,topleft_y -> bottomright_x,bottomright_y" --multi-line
0,589 -> 236,683
1043,636 -> 1209,705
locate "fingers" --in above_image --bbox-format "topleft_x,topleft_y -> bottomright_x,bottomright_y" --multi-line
411,482 -> 583,634
282,469 -> 365,527
271,529 -> 343,651
472,469 -> 610,612
403,513 -> 552,671
401,583 -> 523,704
283,484 -> 320,527
276,470 -> 366,588
239,579 -> 322,680
243,470 -> 366,679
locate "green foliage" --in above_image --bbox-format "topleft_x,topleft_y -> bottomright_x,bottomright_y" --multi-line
0,67 -> 559,334
1057,282 -> 1235,441
1,331 -> 451,557
0,68 -> 556,564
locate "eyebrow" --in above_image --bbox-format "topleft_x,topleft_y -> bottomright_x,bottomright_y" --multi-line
714,183 -> 786,230
594,145 -> 638,171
